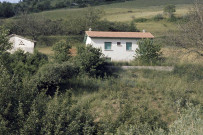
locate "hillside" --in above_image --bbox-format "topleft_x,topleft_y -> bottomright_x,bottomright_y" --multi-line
35,0 -> 193,21
27,0 -> 192,38
0,0 -> 203,134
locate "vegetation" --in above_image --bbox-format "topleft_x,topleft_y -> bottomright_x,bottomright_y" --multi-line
74,45 -> 109,77
0,26 -> 11,53
164,4 -> 176,19
166,2 -> 203,56
0,0 -> 202,134
0,2 -> 15,18
135,39 -> 161,64
52,40 -> 71,63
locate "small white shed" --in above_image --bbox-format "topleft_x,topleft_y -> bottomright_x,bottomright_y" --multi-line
8,34 -> 36,54
84,31 -> 154,62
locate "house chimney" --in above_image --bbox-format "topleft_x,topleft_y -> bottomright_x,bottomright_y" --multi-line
143,29 -> 145,33
89,28 -> 92,31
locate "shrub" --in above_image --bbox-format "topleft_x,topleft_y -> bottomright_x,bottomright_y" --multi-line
0,26 -> 11,54
9,50 -> 48,78
31,62 -> 78,95
74,45 -> 109,77
164,4 -> 176,19
102,101 -> 168,134
153,104 -> 203,135
168,15 -> 177,22
95,20 -> 139,32
20,91 -> 97,135
133,18 -> 148,22
52,40 -> 71,63
153,14 -> 164,21
135,39 -> 161,64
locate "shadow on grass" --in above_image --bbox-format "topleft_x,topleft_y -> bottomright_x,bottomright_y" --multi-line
58,67 -> 124,95
174,64 -> 203,81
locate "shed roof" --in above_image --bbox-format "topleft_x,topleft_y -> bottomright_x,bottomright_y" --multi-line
9,34 -> 36,42
85,31 -> 154,38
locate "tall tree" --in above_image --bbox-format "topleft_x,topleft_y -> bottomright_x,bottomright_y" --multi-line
167,0 -> 203,56
163,4 -> 176,19
0,2 -> 15,18
52,40 -> 72,63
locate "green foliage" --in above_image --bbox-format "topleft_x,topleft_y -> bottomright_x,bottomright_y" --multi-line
7,8 -> 139,39
153,104 -> 203,135
0,2 -> 15,18
0,65 -> 38,134
52,40 -> 71,63
135,39 -> 161,64
133,17 -> 148,22
37,35 -> 73,46
164,4 -> 176,18
20,91 -> 97,135
116,107 -> 168,134
8,50 -> 48,78
153,14 -> 164,21
10,14 -> 63,40
174,64 -> 203,81
0,71 -> 96,134
74,45 -> 109,77
31,62 -> 78,95
95,20 -> 139,32
0,26 -> 11,54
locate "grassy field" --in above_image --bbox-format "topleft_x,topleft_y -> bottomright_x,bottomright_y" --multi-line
5,1 -> 203,133
65,53 -> 203,133
102,4 -> 192,22
35,0 -> 193,21
30,0 -> 192,39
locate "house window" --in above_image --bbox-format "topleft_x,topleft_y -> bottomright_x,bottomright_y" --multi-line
117,42 -> 121,46
126,42 -> 132,51
19,41 -> 25,46
105,42 -> 112,50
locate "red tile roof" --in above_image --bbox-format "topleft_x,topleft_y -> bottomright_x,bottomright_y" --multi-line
85,31 -> 154,38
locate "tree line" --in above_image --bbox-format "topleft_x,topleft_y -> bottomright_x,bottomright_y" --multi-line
0,2 -> 15,18
1,7 -> 138,41
0,0 -> 131,18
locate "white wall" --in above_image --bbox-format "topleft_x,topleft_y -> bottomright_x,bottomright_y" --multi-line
86,36 -> 139,61
9,36 -> 35,54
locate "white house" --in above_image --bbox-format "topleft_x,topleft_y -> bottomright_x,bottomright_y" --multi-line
8,34 -> 36,54
84,31 -> 154,61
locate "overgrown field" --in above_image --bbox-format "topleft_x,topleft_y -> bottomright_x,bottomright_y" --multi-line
0,0 -> 202,134
67,63 -> 203,133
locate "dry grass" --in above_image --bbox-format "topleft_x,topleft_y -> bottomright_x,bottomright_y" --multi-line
102,4 -> 192,22
32,0 -> 192,22
162,47 -> 203,65
136,21 -> 177,37
37,46 -> 77,56
37,46 -> 54,56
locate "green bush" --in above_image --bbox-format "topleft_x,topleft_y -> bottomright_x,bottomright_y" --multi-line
101,101 -> 168,134
134,18 -> 148,22
21,91 -> 97,135
31,62 -> 78,95
9,50 -> 48,78
94,20 -> 139,32
0,26 -> 11,54
37,36 -> 67,47
153,14 -> 164,21
74,45 -> 109,77
135,39 -> 161,64
153,104 -> 203,135
52,40 -> 71,63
